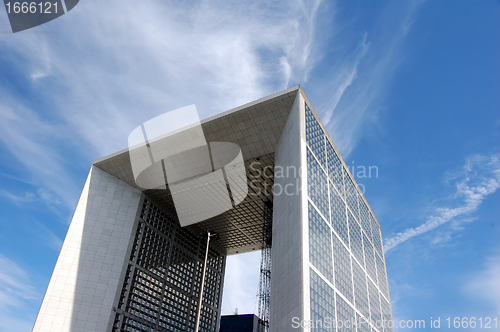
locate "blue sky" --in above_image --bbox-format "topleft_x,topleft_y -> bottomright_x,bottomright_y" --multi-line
0,1 -> 498,331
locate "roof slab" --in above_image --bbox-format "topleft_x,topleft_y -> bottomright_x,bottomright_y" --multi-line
94,86 -> 300,255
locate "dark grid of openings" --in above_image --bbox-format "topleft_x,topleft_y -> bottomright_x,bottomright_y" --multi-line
309,203 -> 334,284
330,181 -> 349,246
305,102 -> 326,169
113,199 -> 225,332
193,154 -> 275,254
143,153 -> 276,255
221,200 -> 266,250
310,268 -> 336,332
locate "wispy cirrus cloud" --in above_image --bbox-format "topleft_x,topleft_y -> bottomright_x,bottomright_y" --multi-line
315,1 -> 424,157
430,217 -> 476,246
0,102 -> 79,211
0,189 -> 35,203
384,153 -> 500,252
0,255 -> 38,332
321,32 -> 369,126
0,0 -> 324,211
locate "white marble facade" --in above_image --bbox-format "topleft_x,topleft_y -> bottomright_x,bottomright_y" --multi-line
33,167 -> 143,332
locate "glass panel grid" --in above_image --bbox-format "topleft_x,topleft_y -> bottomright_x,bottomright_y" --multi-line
363,233 -> 377,285
359,199 -> 372,241
330,181 -> 349,246
357,312 -> 372,332
310,268 -> 336,332
336,292 -> 355,332
327,141 -> 344,196
368,278 -> 382,331
333,234 -> 354,304
352,260 -> 370,321
305,103 -> 327,169
380,297 -> 393,332
308,148 -> 330,220
348,212 -> 365,268
309,202 -> 334,283
376,253 -> 389,300
304,100 -> 392,332
371,213 -> 383,257
344,170 -> 359,221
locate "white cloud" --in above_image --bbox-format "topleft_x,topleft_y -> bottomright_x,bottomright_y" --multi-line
321,32 -> 369,127
0,255 -> 36,307
0,255 -> 38,332
430,217 -> 476,246
0,189 -> 35,203
385,153 -> 500,252
0,102 -> 80,210
316,2 -> 424,157
0,0 -> 324,211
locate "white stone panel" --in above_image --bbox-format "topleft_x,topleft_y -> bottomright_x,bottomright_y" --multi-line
33,166 -> 142,332
270,91 -> 308,331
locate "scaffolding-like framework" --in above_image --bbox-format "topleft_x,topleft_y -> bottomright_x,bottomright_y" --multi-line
257,201 -> 273,332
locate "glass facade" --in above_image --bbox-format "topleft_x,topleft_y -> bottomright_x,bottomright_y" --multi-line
330,181 -> 349,246
336,294 -> 356,332
352,260 -> 370,320
308,148 -> 330,220
310,268 -> 336,332
306,103 -> 327,169
306,102 -> 392,332
363,233 -> 377,284
333,234 -> 353,304
348,213 -> 365,268
327,140 -> 344,197
309,202 -> 334,284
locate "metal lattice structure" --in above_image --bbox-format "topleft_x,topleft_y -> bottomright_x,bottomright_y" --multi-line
257,201 -> 273,332
112,199 -> 225,332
